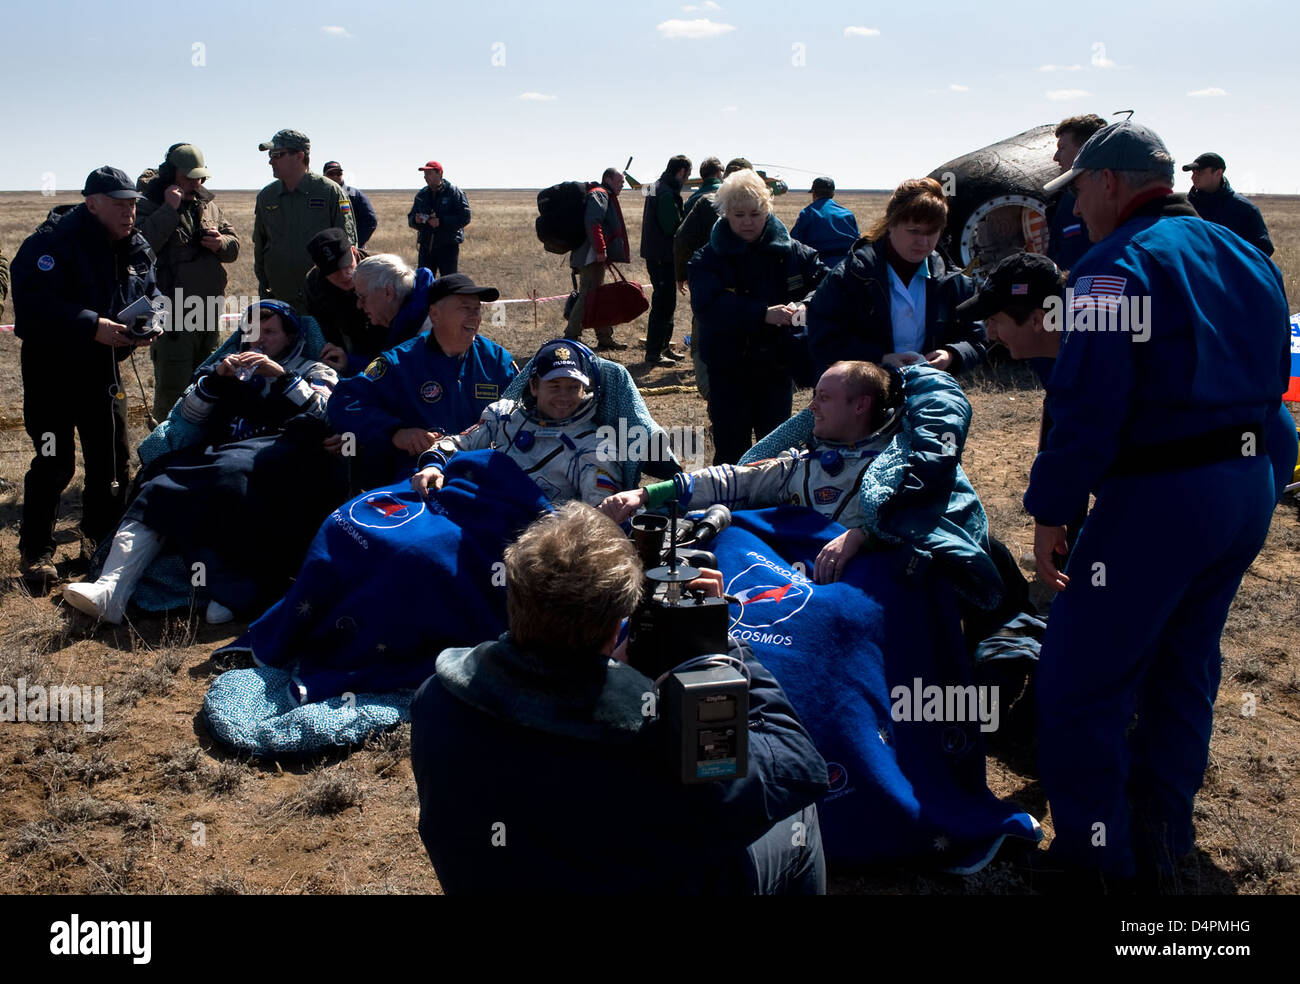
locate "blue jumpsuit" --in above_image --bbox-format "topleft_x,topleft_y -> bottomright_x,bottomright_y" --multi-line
1025,193 -> 1294,878
327,332 -> 517,485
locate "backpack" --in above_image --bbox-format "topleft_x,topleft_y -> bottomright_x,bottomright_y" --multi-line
536,181 -> 598,254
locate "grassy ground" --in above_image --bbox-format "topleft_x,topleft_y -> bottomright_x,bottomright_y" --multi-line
0,189 -> 1297,895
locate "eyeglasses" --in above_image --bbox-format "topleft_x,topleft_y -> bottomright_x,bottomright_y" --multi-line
268,150 -> 294,161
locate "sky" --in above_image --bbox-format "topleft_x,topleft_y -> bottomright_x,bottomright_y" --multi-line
4,0 -> 1298,194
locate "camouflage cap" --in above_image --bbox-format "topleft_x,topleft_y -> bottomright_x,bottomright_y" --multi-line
258,129 -> 310,153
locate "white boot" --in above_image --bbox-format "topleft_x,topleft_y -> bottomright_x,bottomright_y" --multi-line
205,599 -> 234,625
62,520 -> 165,624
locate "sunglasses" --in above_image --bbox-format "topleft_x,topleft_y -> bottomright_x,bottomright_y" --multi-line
268,150 -> 297,161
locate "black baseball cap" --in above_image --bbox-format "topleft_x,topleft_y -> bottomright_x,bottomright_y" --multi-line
532,340 -> 591,387
82,166 -> 141,199
1182,152 -> 1226,172
307,228 -> 352,274
322,161 -> 343,174
956,252 -> 1064,321
811,176 -> 835,195
427,273 -> 500,304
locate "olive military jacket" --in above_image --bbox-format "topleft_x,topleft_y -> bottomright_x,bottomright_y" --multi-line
136,178 -> 240,305
253,172 -> 357,308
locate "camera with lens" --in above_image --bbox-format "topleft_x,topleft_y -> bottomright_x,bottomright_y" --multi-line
625,503 -> 749,783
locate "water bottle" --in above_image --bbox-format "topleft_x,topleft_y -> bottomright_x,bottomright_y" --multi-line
236,346 -> 263,382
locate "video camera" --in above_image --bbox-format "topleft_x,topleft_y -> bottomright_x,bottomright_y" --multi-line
625,502 -> 749,784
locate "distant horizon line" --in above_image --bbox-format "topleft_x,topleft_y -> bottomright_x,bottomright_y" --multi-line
3,187 -> 1296,197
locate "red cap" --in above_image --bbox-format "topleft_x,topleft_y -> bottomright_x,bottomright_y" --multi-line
418,160 -> 444,172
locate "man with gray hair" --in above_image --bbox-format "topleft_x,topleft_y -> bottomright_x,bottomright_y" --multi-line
1023,121 -> 1293,891
328,253 -> 437,375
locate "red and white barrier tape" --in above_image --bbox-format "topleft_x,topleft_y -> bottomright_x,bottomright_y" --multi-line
0,291 -> 572,334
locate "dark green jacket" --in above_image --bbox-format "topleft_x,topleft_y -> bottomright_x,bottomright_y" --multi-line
136,177 -> 240,307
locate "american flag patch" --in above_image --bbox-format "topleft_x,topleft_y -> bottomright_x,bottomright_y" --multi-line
1072,274 -> 1127,313
1011,283 -> 1028,295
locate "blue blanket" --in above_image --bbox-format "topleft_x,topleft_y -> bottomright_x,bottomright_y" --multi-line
712,508 -> 1040,872
202,666 -> 412,757
214,450 -> 552,704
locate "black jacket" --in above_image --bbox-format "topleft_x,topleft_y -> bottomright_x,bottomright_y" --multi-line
639,170 -> 685,263
11,204 -> 157,370
806,239 -> 984,378
688,213 -> 827,378
303,247 -> 371,354
411,635 -> 828,894
1188,179 -> 1274,257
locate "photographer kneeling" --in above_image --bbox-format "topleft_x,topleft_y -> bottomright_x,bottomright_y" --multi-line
409,502 -> 829,894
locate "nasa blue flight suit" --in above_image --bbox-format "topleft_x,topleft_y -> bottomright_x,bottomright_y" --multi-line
1026,193 -> 1295,878
327,331 -> 517,487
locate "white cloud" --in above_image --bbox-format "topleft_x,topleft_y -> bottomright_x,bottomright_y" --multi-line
657,18 -> 735,39
1187,87 -> 1227,98
682,1 -> 722,11
320,25 -> 352,38
1039,64 -> 1082,72
1046,89 -> 1091,101
518,92 -> 557,101
949,83 -> 969,92
721,105 -> 738,112
844,26 -> 881,37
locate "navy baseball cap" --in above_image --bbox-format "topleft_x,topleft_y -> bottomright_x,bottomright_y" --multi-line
532,340 -> 591,387
427,273 -> 500,304
1044,122 -> 1173,194
82,166 -> 141,199
957,252 -> 1064,321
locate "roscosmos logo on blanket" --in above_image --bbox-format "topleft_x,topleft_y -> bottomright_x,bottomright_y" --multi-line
347,492 -> 426,530
725,551 -> 812,646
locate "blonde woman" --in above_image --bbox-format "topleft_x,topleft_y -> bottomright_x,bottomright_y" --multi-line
687,169 -> 828,465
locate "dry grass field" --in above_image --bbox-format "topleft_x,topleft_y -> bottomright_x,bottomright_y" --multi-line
0,187 -> 1297,896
